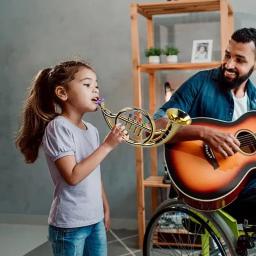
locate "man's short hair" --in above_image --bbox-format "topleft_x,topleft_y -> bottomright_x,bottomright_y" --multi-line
232,28 -> 256,55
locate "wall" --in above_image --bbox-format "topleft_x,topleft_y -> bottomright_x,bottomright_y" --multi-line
0,0 -> 136,224
0,0 -> 256,227
153,1 -> 256,100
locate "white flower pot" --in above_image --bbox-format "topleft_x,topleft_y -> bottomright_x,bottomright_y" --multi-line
148,56 -> 160,64
166,55 -> 178,63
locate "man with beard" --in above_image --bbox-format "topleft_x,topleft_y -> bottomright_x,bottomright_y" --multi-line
154,27 -> 256,223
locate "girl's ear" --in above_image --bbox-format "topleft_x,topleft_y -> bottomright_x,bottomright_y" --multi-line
55,86 -> 68,101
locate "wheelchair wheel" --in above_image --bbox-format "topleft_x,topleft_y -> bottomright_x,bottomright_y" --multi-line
143,200 -> 235,256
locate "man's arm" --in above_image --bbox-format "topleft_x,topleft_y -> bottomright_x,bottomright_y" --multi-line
155,118 -> 240,158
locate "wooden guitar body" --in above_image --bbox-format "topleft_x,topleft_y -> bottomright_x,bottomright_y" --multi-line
165,111 -> 256,211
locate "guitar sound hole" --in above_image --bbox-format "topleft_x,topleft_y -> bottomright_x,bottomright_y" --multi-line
237,130 -> 256,154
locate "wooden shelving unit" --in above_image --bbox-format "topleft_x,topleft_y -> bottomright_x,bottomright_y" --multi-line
144,176 -> 170,188
130,0 -> 233,248
140,61 -> 221,72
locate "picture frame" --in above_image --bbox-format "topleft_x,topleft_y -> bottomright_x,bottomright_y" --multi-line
191,39 -> 213,63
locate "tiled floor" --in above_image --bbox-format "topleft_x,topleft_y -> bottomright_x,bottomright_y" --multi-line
107,229 -> 142,256
0,223 -> 142,256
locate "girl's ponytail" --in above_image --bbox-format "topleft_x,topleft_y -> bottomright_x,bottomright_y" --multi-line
16,68 -> 57,163
16,60 -> 93,163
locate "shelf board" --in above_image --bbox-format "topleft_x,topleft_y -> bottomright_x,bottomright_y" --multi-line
137,0 -> 233,17
144,176 -> 170,188
139,61 -> 221,72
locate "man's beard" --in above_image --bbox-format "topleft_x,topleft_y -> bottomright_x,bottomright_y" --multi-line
220,65 -> 254,90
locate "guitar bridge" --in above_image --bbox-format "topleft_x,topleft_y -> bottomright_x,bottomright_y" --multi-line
203,144 -> 219,169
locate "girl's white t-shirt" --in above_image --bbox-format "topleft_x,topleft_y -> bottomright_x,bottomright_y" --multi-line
42,116 -> 104,228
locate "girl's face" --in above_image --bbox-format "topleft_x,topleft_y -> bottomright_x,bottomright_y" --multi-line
64,67 -> 100,114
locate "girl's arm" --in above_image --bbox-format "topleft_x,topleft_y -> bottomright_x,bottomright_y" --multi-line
102,182 -> 110,231
55,124 -> 128,185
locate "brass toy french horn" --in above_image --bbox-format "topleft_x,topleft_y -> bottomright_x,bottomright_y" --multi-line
97,98 -> 191,147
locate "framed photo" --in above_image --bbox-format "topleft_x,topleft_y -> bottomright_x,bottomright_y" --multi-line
191,40 -> 213,63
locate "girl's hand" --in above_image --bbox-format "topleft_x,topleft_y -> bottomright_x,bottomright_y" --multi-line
104,208 -> 111,232
103,123 -> 129,150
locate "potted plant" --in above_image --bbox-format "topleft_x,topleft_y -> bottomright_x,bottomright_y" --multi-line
163,46 -> 179,63
145,47 -> 162,64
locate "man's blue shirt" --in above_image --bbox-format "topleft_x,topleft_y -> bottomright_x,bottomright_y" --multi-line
154,67 -> 256,121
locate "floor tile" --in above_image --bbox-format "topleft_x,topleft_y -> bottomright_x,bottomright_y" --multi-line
121,236 -> 139,251
24,242 -> 52,256
111,228 -> 138,239
107,240 -> 129,256
134,251 -> 143,256
0,224 -> 48,256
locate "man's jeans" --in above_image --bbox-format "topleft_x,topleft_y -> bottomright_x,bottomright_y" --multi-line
48,221 -> 107,256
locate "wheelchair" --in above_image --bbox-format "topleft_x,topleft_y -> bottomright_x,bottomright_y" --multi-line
143,196 -> 256,256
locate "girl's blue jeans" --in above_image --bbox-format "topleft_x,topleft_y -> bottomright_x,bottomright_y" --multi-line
48,221 -> 107,256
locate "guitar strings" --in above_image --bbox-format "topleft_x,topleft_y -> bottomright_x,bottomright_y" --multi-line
236,133 -> 256,149
224,133 -> 256,149
237,135 -> 256,143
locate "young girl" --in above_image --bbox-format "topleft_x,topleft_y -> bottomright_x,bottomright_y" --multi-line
16,60 -> 128,256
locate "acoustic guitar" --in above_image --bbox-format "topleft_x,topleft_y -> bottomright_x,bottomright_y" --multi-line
165,111 -> 256,211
